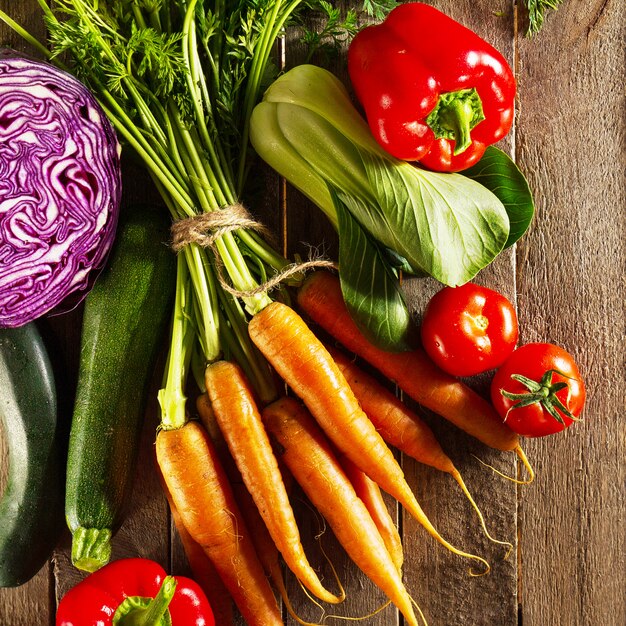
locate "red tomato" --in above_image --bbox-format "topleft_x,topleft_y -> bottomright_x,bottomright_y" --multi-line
490,343 -> 586,437
420,283 -> 518,377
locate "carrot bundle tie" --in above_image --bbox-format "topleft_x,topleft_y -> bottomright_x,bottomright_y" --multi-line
170,205 -> 336,297
170,203 -> 274,252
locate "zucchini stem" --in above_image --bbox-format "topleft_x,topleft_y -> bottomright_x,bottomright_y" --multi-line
71,527 -> 113,573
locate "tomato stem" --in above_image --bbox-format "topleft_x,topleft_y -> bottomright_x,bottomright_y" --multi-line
501,369 -> 581,425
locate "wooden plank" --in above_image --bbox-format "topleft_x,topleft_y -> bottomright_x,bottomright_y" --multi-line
0,0 -> 173,613
0,567 -> 53,626
515,0 -> 626,624
280,2 -> 521,624
280,7 -> 396,624
52,379 -> 171,601
401,261 -> 519,626
51,164 -> 173,605
0,428 -> 54,625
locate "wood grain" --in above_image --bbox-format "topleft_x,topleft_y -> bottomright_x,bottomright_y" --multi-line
0,0 -> 624,625
281,9 -> 392,623
515,0 -> 625,624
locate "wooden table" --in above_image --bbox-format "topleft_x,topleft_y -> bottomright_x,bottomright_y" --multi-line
1,1 -> 624,624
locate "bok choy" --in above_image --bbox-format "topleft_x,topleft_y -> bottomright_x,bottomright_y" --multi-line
250,64 -> 533,349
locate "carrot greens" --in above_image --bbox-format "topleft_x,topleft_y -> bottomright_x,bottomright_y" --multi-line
522,0 -> 564,36
0,0 -> 387,412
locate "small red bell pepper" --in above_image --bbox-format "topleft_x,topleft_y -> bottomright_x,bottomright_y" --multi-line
56,558 -> 215,626
348,2 -> 516,172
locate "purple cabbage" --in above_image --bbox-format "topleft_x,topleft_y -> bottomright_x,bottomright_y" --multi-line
0,52 -> 121,328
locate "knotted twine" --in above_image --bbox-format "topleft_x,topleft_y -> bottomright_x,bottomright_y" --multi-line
170,203 -> 337,298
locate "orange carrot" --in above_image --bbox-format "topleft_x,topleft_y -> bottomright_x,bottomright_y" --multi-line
205,360 -> 343,605
197,392 -> 280,582
326,345 -> 453,473
296,271 -> 519,453
196,393 -> 239,482
262,397 -> 423,626
156,421 -> 283,626
249,301 -> 488,572
197,392 -> 294,495
328,345 -> 512,552
196,392 -> 322,624
157,466 -> 235,625
196,393 -> 227,454
338,453 -> 404,573
298,271 -> 534,483
232,482 -> 286,583
233,482 -> 327,626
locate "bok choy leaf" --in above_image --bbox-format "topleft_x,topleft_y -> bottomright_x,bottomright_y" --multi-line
333,190 -> 413,350
462,146 -> 535,248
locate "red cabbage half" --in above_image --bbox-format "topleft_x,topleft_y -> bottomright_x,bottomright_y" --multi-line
0,51 -> 121,328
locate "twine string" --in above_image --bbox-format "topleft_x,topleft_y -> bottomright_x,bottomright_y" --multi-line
170,203 -> 271,252
170,203 -> 337,297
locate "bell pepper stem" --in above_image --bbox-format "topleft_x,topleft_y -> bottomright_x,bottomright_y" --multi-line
446,99 -> 473,154
426,87 -> 485,155
114,576 -> 177,626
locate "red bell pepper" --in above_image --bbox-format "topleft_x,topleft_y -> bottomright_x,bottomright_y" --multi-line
347,2 -> 516,172
56,558 -> 215,626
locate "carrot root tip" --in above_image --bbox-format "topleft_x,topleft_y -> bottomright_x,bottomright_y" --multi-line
451,469 -> 514,559
515,445 -> 536,485
323,599 -> 395,623
467,556 -> 491,578
471,446 -> 535,486
272,566 -> 327,626
411,596 -> 430,626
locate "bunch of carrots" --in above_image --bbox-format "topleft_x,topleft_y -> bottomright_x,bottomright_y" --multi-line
156,270 -> 531,626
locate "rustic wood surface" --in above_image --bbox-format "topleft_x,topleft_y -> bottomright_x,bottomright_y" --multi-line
0,1 -> 624,625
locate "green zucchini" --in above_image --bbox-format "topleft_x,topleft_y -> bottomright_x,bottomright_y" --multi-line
66,205 -> 176,572
0,323 -> 63,587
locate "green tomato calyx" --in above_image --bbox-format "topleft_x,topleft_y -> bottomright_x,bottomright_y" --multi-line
500,369 -> 581,425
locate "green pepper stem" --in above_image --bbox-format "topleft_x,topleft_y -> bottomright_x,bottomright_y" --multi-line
114,576 -> 177,626
426,88 -> 485,155
446,98 -> 474,155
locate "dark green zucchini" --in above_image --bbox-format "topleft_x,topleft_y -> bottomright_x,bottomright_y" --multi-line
0,323 -> 64,587
65,205 -> 176,572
